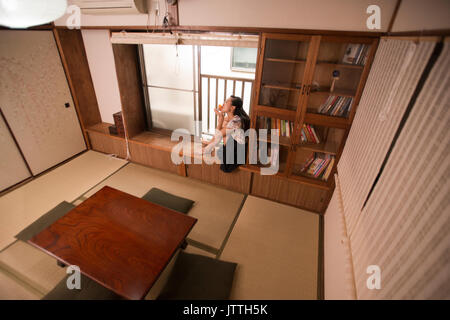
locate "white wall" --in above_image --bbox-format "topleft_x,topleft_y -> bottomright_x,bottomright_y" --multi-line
391,0 -> 450,32
324,187 -> 356,300
56,0 -> 397,32
81,30 -> 122,124
179,0 -> 396,32
55,0 -> 450,32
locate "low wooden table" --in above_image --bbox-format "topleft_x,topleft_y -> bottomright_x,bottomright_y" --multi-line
28,186 -> 197,300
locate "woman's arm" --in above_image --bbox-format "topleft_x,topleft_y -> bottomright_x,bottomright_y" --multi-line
202,108 -> 226,151
215,107 -> 225,130
204,127 -> 227,151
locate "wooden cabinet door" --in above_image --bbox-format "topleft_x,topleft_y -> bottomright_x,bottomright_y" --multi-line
0,30 -> 86,175
0,113 -> 31,191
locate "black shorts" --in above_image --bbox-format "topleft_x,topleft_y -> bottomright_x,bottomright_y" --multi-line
217,138 -> 246,173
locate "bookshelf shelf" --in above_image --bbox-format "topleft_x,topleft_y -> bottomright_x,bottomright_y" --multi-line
262,83 -> 302,91
316,61 -> 364,69
299,141 -> 339,155
293,170 -> 330,183
255,105 -> 297,120
288,173 -> 330,189
310,87 -> 356,98
304,112 -> 350,129
265,58 -> 306,64
244,163 -> 288,177
257,136 -> 292,146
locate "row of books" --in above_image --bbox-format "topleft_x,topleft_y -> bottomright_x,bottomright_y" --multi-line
257,117 -> 294,137
318,96 -> 353,117
300,124 -> 320,144
341,43 -> 369,65
300,153 -> 335,181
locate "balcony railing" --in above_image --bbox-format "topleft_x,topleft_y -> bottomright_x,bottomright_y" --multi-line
200,74 -> 254,135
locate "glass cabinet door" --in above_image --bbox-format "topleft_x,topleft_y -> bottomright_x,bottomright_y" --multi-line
258,36 -> 311,111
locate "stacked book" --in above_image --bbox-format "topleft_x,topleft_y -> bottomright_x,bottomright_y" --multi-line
318,95 -> 353,117
257,117 -> 294,137
341,43 -> 369,65
300,153 -> 335,181
300,124 -> 320,144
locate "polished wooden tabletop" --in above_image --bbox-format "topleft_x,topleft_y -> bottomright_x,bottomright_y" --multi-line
28,186 -> 197,300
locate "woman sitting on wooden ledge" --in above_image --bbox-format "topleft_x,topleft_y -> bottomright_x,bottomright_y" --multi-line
203,95 -> 250,173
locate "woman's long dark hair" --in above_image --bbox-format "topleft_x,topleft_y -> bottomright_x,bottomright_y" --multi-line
230,95 -> 250,131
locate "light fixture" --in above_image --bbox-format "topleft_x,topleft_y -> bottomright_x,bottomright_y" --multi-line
0,0 -> 67,29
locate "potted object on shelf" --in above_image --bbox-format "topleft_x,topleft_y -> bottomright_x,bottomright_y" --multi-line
113,111 -> 125,137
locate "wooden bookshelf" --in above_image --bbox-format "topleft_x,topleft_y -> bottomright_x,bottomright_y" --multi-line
250,33 -> 378,211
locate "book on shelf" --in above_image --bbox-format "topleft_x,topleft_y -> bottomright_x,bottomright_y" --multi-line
318,95 -> 353,117
322,156 -> 335,181
300,153 -> 335,181
269,144 -> 279,166
300,124 -> 320,144
341,43 -> 369,65
257,117 -> 294,138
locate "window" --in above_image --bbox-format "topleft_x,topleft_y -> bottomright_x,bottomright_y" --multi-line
141,44 -> 199,135
139,44 -> 257,137
231,47 -> 258,72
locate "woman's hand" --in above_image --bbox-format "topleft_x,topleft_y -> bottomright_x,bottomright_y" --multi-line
214,107 -> 224,118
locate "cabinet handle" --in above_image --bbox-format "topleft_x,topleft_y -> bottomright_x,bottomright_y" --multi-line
64,102 -> 70,108
307,85 -> 311,95
302,85 -> 306,95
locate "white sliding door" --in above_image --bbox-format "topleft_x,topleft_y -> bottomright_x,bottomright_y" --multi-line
351,39 -> 450,299
337,38 -> 437,235
0,30 -> 86,175
0,114 -> 31,191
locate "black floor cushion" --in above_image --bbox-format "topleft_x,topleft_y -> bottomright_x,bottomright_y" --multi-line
15,201 -> 75,241
141,188 -> 194,214
43,274 -> 122,300
157,251 -> 237,300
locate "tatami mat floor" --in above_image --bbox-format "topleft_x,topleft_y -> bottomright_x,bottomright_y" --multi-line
220,196 -> 319,300
0,151 -> 319,300
0,151 -> 127,251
